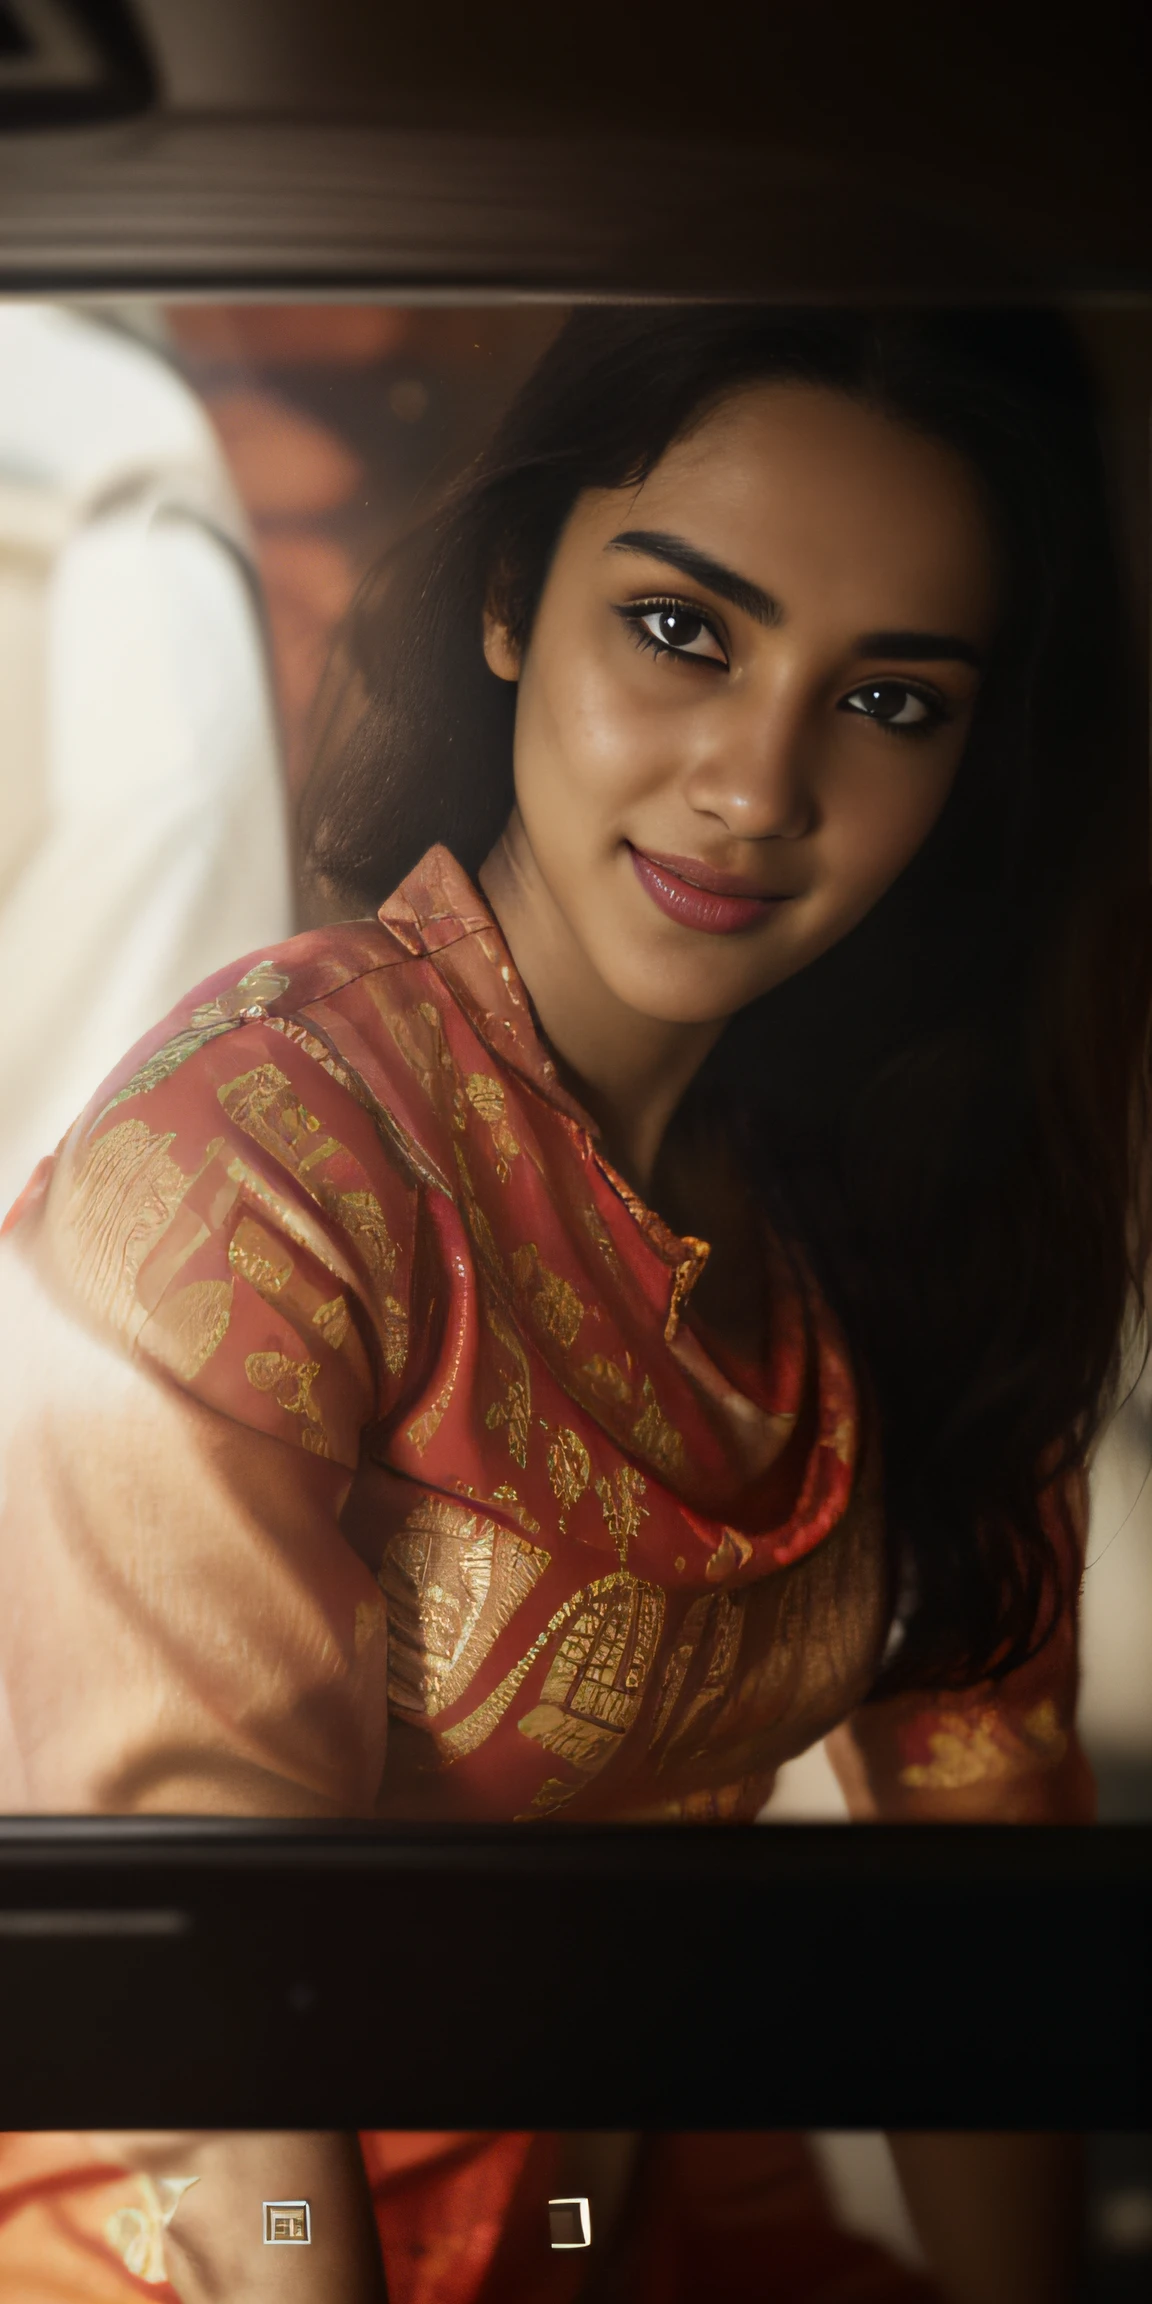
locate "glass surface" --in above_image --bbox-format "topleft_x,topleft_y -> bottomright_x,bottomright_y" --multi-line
0,297 -> 1147,1824
0,2128 -> 1143,2300
0,296 -> 1148,2304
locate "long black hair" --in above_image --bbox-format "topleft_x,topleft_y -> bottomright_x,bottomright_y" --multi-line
301,306 -> 1152,1697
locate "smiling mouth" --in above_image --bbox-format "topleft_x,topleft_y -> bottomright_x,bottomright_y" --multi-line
627,844 -> 792,936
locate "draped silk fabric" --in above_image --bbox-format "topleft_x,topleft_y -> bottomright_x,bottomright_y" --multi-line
0,843 -> 1090,1825
0,845 -> 1091,2297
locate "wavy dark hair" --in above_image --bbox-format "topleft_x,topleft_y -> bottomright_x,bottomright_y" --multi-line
301,306 -> 1152,1698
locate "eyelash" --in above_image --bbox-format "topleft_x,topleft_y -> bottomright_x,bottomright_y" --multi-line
615,596 -> 728,668
840,685 -> 953,740
615,594 -> 954,739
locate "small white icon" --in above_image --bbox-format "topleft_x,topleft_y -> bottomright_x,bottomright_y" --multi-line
263,2200 -> 311,2245
548,2196 -> 592,2249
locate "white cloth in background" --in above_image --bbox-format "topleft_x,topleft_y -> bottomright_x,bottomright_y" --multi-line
1080,1309 -> 1152,1778
0,302 -> 291,1218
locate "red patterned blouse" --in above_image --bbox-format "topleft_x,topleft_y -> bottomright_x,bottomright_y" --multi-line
0,845 -> 1093,1822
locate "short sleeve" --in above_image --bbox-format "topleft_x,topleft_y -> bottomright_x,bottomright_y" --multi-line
0,996 -> 423,1816
825,1468 -> 1097,1821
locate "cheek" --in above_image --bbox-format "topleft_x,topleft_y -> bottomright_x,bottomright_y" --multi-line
825,756 -> 957,905
515,629 -> 678,814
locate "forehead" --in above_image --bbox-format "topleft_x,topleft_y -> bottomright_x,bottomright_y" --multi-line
571,380 -> 999,631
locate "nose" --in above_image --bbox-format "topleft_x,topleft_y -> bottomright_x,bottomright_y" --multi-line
681,676 -> 815,843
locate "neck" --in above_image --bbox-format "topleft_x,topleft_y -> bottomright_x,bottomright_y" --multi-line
478,819 -> 722,1195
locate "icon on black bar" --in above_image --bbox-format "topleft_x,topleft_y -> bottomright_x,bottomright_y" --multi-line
263,2200 -> 311,2245
548,2197 -> 591,2249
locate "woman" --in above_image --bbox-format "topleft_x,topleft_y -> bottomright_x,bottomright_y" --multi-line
0,308 -> 1141,2297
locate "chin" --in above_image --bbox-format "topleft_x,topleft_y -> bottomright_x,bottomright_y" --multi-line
615,970 -> 755,1028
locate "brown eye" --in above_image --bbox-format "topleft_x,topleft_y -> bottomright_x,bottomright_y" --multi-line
841,682 -> 945,733
624,602 -> 728,666
649,608 -> 705,651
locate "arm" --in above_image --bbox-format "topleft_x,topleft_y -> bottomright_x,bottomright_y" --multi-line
0,1000 -> 418,1816
825,1491 -> 1090,2302
826,1471 -> 1095,1824
90,2132 -> 388,2303
886,2134 -> 1083,2304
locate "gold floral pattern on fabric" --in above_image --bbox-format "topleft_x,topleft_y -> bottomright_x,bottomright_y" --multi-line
453,1141 -> 537,1467
378,1294 -> 409,1376
385,998 -> 470,1135
312,1293 -> 350,1349
97,961 -> 290,1122
218,1063 -> 399,1291
594,1463 -> 649,1566
245,1346 -> 329,1455
145,1276 -> 234,1383
630,1374 -> 688,1481
406,1322 -> 465,1455
580,1201 -> 622,1268
464,1071 -> 521,1181
439,1568 -> 641,1760
653,1589 -> 745,1763
223,1153 -> 362,1295
648,1596 -> 712,1746
380,1495 -> 551,1720
897,1696 -> 1070,1792
105,2174 -> 201,2285
337,1190 -> 401,1292
452,1144 -> 502,1277
224,1185 -> 381,1394
125,1144 -> 233,1325
227,1212 -> 293,1300
483,1299 -> 533,1469
489,1482 -> 542,1535
518,1775 -> 578,1818
687,1477 -> 891,1787
270,1011 -> 454,1200
62,1117 -> 193,1339
705,1526 -> 755,1581
517,1575 -> 666,1788
511,1242 -> 586,1351
579,1352 -> 633,1406
547,1427 -> 591,1520
664,1237 -> 711,1343
407,1390 -> 451,1455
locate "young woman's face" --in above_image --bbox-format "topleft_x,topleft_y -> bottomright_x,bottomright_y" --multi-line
485,381 -> 999,1028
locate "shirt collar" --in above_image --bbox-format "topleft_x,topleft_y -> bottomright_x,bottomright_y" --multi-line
378,843 -> 597,1130
378,845 -> 708,1299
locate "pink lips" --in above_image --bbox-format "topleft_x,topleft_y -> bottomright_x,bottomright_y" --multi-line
628,845 -> 788,936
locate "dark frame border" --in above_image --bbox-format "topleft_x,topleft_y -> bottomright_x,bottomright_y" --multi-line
0,1822 -> 1147,2128
0,0 -> 153,131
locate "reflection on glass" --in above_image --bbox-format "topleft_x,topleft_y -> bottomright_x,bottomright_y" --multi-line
0,2129 -> 1142,2300
0,300 -> 1149,1826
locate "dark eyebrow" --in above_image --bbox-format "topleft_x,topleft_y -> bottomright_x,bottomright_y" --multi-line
858,628 -> 984,670
607,529 -> 781,627
609,530 -> 983,669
